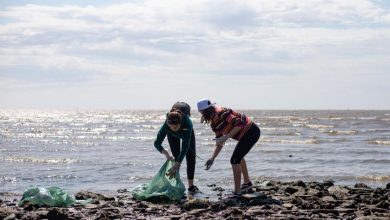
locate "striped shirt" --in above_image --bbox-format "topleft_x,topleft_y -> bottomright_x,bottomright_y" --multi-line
210,106 -> 253,141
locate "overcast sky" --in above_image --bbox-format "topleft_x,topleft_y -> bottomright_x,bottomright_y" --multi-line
1,0 -> 390,110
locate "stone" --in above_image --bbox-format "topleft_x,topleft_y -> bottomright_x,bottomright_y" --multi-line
328,185 -> 350,198
47,208 -> 68,220
285,187 -> 298,195
4,214 -> 16,220
354,183 -> 369,188
182,199 -> 210,211
321,196 -> 336,203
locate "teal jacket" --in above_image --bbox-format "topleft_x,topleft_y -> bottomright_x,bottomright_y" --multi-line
154,115 -> 193,163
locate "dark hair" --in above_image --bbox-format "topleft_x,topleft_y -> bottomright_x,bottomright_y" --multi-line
200,106 -> 215,124
166,109 -> 183,125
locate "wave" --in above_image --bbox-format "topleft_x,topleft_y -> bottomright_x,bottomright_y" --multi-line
321,129 -> 357,135
0,176 -> 19,183
368,140 -> 390,146
261,138 -> 320,144
356,175 -> 390,181
360,159 -> 390,164
304,124 -> 334,129
3,156 -> 79,164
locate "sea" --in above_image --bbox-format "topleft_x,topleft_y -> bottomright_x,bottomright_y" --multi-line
1,110 -> 389,196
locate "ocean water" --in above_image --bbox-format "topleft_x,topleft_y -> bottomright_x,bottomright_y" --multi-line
1,110 -> 389,195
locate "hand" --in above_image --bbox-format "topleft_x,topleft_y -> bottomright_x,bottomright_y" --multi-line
166,162 -> 180,179
215,134 -> 229,145
161,149 -> 174,161
204,158 -> 214,170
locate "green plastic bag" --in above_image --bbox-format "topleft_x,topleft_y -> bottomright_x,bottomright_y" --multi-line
19,186 -> 76,207
132,160 -> 185,202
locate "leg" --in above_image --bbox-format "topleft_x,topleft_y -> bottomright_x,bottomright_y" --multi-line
186,130 -> 196,187
167,133 -> 180,160
230,124 -> 260,193
240,158 -> 250,184
232,164 -> 242,194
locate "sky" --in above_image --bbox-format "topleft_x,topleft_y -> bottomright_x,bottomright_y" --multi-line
0,0 -> 390,110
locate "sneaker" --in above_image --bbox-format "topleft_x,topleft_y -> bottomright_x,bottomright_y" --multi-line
225,192 -> 241,200
188,185 -> 200,194
240,181 -> 253,193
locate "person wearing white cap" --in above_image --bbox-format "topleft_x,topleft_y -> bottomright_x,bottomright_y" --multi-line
197,98 -> 261,199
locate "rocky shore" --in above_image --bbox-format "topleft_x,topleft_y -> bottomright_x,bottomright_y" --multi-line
1,180 -> 389,219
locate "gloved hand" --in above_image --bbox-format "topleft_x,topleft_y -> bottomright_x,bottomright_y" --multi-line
215,134 -> 229,145
204,158 -> 214,170
161,149 -> 174,161
166,162 -> 180,179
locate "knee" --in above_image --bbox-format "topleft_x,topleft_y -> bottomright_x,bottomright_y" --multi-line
230,157 -> 241,165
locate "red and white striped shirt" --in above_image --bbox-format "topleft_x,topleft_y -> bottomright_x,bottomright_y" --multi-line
210,106 -> 253,141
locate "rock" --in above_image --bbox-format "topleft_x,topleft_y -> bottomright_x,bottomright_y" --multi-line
285,187 -> 299,195
117,188 -> 128,193
386,183 -> 390,189
246,206 -> 264,215
212,187 -> 225,192
354,183 -> 369,188
321,196 -> 336,203
4,214 -> 16,220
282,203 -> 294,209
292,180 -> 306,188
223,207 -> 242,218
47,208 -> 68,220
323,179 -> 335,187
182,199 -> 210,211
328,185 -> 350,198
75,191 -> 115,202
188,208 -> 207,216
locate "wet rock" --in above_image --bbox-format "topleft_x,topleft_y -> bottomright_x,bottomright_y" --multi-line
75,191 -> 115,202
47,208 -> 68,220
182,199 -> 210,211
211,187 -> 225,192
4,213 -> 16,220
223,207 -> 242,218
328,185 -> 350,199
354,183 -> 369,188
188,208 -> 207,216
285,186 -> 298,195
386,183 -> 390,189
323,179 -> 335,187
292,180 -> 306,188
117,188 -> 128,193
321,196 -> 336,203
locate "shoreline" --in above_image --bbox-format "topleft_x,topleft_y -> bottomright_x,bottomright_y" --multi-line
1,179 -> 389,219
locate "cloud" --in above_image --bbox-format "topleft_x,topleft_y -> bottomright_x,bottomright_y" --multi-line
0,0 -> 389,109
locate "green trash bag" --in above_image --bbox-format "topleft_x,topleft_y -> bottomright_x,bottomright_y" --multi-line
132,160 -> 185,202
19,186 -> 76,207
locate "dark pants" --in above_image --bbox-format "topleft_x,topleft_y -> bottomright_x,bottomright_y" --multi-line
230,124 -> 261,164
167,130 -> 196,179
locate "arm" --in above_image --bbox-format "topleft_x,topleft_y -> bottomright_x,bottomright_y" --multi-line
211,143 -> 224,160
154,123 -> 168,153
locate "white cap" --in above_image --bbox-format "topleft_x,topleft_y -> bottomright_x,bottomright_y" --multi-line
197,98 -> 215,111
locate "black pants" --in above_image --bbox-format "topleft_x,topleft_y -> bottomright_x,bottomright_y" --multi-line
230,124 -> 261,164
167,130 -> 196,179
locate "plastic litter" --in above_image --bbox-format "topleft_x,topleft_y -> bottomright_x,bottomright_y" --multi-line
132,160 -> 185,202
18,186 -> 89,207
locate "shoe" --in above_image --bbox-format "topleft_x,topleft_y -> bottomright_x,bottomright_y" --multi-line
240,181 -> 253,193
188,185 -> 200,194
225,192 -> 241,200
